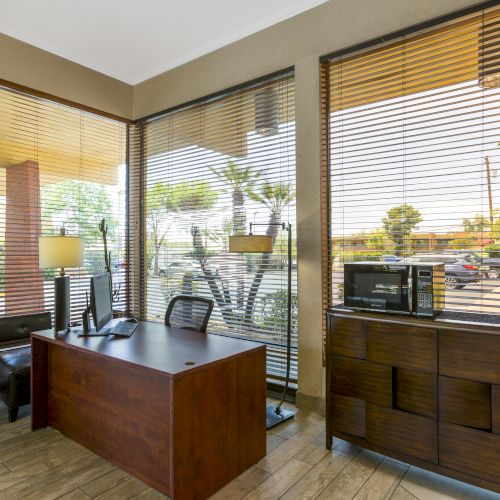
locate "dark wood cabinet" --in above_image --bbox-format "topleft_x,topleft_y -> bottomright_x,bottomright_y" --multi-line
327,311 -> 500,494
332,355 -> 392,406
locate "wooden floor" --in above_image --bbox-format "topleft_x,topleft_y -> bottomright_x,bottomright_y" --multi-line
0,403 -> 498,499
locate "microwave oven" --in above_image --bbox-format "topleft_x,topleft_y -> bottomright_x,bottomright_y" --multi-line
343,262 -> 445,317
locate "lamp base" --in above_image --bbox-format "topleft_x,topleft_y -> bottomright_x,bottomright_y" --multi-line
266,403 -> 294,429
54,275 -> 70,333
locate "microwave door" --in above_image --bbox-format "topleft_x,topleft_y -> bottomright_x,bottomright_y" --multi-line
344,264 -> 412,314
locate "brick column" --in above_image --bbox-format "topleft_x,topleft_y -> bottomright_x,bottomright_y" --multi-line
5,160 -> 44,315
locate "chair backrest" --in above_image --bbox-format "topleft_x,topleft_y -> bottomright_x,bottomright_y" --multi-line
0,312 -> 52,346
165,295 -> 214,333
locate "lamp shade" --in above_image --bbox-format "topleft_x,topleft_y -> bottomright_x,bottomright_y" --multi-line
229,235 -> 273,253
39,236 -> 84,269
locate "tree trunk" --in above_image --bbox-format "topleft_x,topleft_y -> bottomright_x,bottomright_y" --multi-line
153,235 -> 160,275
191,225 -> 234,323
232,189 -> 246,308
233,189 -> 246,235
244,210 -> 281,323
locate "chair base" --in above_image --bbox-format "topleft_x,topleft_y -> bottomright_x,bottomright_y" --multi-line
266,403 -> 294,429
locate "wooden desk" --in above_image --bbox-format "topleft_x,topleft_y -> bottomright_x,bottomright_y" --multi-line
31,322 -> 266,499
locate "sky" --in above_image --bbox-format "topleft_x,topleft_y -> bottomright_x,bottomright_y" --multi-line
330,80 -> 500,237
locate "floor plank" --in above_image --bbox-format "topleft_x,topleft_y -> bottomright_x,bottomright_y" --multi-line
56,488 -> 91,500
390,486 -> 419,500
267,432 -> 287,453
353,458 -> 408,500
93,476 -> 150,499
316,449 -> 385,499
280,449 -> 354,500
0,404 -> 497,499
209,465 -> 270,500
399,465 -> 500,500
244,458 -> 312,499
80,468 -> 131,497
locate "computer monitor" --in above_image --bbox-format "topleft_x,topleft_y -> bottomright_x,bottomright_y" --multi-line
90,273 -> 113,331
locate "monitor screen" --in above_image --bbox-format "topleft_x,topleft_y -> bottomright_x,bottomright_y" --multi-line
90,273 -> 113,331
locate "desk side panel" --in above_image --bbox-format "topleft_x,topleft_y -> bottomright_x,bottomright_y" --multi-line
172,346 -> 266,499
47,343 -> 171,496
31,336 -> 48,430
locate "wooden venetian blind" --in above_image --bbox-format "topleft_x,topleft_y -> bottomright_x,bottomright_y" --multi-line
129,71 -> 297,382
0,86 -> 127,322
322,6 -> 500,319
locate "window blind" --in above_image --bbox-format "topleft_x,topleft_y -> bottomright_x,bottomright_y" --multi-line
0,86 -> 127,322
322,6 -> 500,315
129,71 -> 297,382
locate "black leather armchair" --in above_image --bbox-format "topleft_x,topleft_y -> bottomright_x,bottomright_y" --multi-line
0,312 -> 51,422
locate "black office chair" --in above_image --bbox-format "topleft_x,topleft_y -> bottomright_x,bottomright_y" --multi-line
0,312 -> 52,422
165,295 -> 214,333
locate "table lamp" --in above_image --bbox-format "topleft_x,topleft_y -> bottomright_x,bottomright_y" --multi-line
39,228 -> 84,333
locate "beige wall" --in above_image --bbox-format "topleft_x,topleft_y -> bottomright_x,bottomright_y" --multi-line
0,33 -> 133,119
0,0 -> 483,409
133,0 -> 481,410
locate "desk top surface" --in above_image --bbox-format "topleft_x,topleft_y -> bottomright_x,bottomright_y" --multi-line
32,321 -> 265,377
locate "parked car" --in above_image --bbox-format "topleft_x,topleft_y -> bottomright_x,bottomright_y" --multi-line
158,260 -> 203,279
382,254 -> 402,262
408,254 -> 481,289
441,250 -> 500,279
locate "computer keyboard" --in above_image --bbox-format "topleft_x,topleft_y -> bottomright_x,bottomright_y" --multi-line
101,321 -> 138,337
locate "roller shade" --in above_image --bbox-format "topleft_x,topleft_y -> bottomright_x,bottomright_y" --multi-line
0,86 -> 127,322
322,6 -> 500,319
129,71 -> 297,382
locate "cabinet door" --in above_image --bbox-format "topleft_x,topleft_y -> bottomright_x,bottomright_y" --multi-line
439,422 -> 500,485
439,376 -> 491,431
439,330 -> 500,384
331,317 -> 366,359
394,369 -> 437,419
332,355 -> 392,407
366,404 -> 438,463
331,394 -> 365,438
367,322 -> 437,372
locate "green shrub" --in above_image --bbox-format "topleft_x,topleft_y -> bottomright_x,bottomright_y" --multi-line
485,243 -> 500,258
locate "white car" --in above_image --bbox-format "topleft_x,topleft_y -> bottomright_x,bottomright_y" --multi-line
158,260 -> 203,279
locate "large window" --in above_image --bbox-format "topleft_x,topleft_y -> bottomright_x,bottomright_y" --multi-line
130,71 -> 297,382
0,86 -> 127,320
323,6 -> 500,314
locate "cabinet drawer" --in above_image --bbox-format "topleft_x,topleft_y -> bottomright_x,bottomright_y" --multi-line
331,394 -> 365,438
367,322 -> 437,373
439,330 -> 500,384
331,317 -> 366,359
366,404 -> 438,463
440,422 -> 500,485
439,376 -> 491,431
394,369 -> 437,419
332,356 -> 392,407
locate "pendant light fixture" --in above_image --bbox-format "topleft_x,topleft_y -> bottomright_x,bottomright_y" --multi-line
254,88 -> 279,136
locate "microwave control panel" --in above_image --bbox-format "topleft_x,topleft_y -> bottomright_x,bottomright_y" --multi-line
416,269 -> 433,314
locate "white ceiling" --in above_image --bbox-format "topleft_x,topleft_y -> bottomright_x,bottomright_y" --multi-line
0,0 -> 328,85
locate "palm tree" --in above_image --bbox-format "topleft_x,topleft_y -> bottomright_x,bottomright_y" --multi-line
211,161 -> 261,307
211,161 -> 260,235
245,182 -> 295,322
